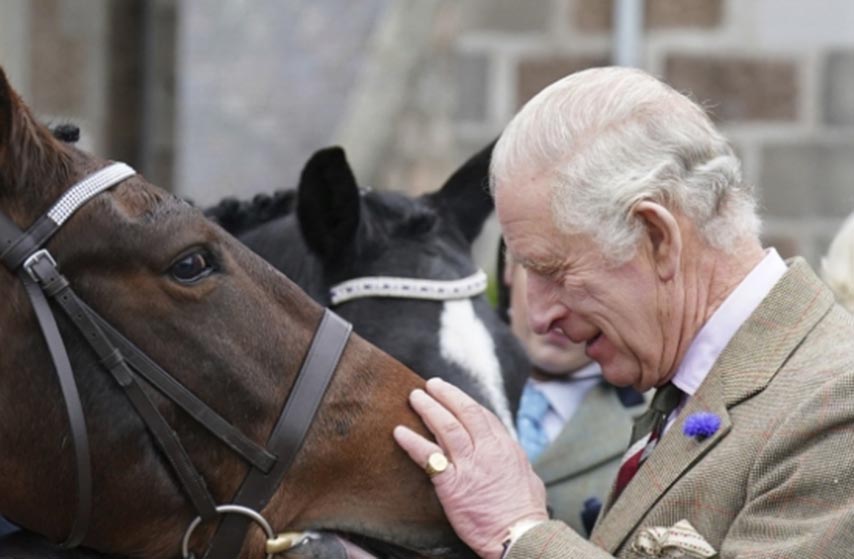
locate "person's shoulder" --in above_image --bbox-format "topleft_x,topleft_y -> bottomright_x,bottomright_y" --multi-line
764,301 -> 854,406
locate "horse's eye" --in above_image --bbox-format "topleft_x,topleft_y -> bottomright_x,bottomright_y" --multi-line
170,251 -> 215,284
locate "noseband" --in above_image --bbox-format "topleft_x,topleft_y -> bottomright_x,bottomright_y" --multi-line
0,163 -> 353,559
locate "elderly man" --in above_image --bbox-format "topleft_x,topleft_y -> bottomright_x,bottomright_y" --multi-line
394,67 -> 854,559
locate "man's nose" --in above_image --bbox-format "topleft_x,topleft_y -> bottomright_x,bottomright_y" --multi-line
525,271 -> 567,335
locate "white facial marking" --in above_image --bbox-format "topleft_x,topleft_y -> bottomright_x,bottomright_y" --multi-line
438,300 -> 516,436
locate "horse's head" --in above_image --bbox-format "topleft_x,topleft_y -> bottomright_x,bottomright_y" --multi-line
0,68 -> 472,559
228,146 -> 529,432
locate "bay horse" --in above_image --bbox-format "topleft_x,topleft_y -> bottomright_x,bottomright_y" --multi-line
206,147 -> 529,431
0,67 -> 473,558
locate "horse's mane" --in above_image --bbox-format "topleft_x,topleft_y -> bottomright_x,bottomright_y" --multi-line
204,190 -> 297,236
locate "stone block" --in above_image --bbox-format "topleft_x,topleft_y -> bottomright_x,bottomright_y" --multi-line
455,52 -> 490,123
665,56 -> 798,122
516,54 -> 609,108
761,142 -> 854,219
824,50 -> 854,126
29,0 -> 87,115
463,0 -> 552,33
574,0 -> 723,32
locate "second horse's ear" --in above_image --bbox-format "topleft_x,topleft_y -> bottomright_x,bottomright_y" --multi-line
430,139 -> 497,244
296,146 -> 361,261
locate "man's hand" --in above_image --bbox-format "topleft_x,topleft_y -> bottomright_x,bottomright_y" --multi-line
393,378 -> 549,559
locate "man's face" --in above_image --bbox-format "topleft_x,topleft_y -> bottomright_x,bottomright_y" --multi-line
497,177 -> 672,391
505,259 -> 591,376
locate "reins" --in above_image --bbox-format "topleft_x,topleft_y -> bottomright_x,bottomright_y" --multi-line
0,163 -> 353,558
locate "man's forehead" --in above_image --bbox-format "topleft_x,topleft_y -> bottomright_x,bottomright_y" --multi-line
503,229 -> 564,273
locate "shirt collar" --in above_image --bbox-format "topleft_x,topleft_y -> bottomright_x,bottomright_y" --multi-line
671,248 -> 787,397
531,362 -> 601,421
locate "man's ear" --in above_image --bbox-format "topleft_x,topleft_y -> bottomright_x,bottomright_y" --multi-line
632,200 -> 681,281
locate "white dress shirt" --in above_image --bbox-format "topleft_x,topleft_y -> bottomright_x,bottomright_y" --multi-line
527,362 -> 602,443
665,248 -> 787,431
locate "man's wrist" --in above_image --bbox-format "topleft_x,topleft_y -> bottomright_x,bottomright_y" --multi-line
500,518 -> 545,559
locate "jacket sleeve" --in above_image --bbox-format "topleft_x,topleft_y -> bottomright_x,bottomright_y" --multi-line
507,521 -> 615,559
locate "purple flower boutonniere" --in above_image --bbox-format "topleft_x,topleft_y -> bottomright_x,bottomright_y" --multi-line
683,412 -> 721,441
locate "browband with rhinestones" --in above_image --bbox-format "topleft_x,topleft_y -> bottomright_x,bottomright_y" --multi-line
329,270 -> 488,305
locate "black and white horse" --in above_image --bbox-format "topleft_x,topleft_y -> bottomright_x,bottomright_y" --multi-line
207,144 -> 529,429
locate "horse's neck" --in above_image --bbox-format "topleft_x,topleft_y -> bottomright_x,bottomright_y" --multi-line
238,217 -> 329,303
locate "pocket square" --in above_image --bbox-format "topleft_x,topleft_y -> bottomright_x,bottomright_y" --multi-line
631,519 -> 717,558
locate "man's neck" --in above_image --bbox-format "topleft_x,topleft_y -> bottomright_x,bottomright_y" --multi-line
666,236 -> 766,383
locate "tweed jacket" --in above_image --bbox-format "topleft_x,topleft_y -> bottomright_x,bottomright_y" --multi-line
534,382 -> 644,534
509,258 -> 854,559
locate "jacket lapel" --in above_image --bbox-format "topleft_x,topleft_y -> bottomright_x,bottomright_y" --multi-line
535,383 -> 639,485
593,374 -> 731,552
591,258 -> 835,553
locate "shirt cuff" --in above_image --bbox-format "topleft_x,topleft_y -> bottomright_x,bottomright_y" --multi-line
501,519 -> 546,559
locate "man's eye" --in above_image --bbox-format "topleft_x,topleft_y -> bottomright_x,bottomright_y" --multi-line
170,251 -> 216,284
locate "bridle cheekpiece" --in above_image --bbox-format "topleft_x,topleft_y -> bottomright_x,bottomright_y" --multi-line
0,163 -> 352,559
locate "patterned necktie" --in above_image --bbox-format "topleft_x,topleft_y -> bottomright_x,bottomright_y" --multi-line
613,383 -> 683,500
517,384 -> 551,461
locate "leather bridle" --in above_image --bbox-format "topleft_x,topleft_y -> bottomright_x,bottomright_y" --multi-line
0,163 -> 353,558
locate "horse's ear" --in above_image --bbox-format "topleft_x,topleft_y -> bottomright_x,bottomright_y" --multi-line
431,139 -> 497,243
296,146 -> 361,260
0,68 -> 15,178
0,67 -> 68,198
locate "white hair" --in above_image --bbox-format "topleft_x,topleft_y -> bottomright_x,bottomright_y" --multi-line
822,212 -> 854,312
491,67 -> 760,263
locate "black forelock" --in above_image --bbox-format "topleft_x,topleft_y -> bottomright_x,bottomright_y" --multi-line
50,122 -> 81,143
363,190 -> 438,238
204,189 -> 297,236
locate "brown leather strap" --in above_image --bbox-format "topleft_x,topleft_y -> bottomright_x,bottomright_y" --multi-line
78,300 -> 276,474
203,310 -> 352,559
19,271 -> 92,548
0,212 -> 24,255
1,209 -> 92,548
27,255 -> 220,522
0,215 -> 58,270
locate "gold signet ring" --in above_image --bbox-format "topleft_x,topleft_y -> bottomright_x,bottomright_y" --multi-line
424,452 -> 450,477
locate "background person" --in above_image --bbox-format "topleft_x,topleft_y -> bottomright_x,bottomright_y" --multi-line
394,66 -> 854,559
498,241 -> 644,535
822,210 -> 854,312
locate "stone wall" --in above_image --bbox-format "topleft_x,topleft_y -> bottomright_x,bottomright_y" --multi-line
2,0 -> 852,269
370,0 -> 854,270
0,0 -> 176,190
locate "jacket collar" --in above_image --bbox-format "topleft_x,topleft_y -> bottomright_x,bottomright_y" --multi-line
591,258 -> 836,553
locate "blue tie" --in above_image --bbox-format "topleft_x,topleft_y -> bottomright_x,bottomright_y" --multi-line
517,384 -> 550,461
